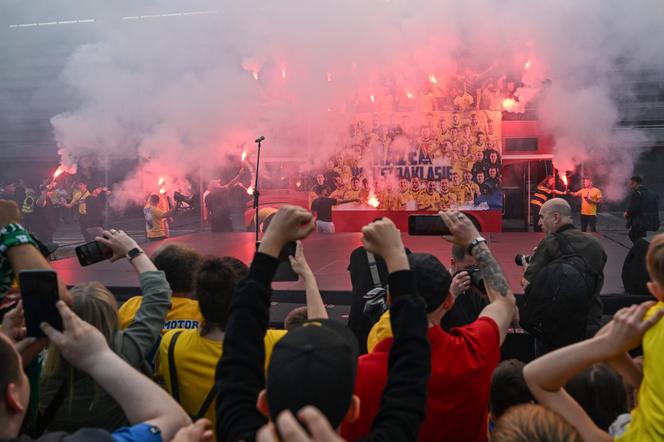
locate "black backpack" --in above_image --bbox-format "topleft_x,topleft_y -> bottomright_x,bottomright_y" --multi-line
521,233 -> 600,347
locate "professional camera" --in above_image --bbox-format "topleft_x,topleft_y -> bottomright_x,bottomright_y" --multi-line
454,265 -> 485,292
515,254 -> 532,266
363,286 -> 388,324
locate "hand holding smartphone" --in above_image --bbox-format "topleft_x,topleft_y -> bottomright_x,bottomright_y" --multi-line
19,269 -> 63,338
75,240 -> 113,267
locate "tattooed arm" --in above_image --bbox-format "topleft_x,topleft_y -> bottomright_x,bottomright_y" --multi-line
439,211 -> 516,345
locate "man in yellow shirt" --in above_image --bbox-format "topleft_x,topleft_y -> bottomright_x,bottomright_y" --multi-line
343,177 -> 363,201
65,182 -> 91,240
461,171 -> 481,205
118,243 -> 203,334
144,194 -> 174,241
569,177 -> 603,232
418,181 -> 441,210
438,178 -> 458,210
450,172 -> 467,205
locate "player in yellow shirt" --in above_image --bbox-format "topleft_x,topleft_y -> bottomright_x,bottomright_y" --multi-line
398,178 -> 414,210
144,194 -> 175,241
454,142 -> 475,175
343,176 -> 363,201
407,177 -> 425,210
449,172 -> 467,205
569,177 -> 603,232
461,171 -> 481,204
379,181 -> 403,210
118,243 -> 203,334
418,181 -> 441,210
438,178 -> 458,210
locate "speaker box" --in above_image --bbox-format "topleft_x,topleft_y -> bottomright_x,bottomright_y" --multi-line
622,238 -> 651,295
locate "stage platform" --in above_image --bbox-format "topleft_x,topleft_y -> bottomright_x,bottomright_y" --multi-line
51,231 -> 646,311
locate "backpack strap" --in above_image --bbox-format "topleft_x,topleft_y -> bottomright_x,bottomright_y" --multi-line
167,330 -> 184,404
194,383 -> 220,420
366,251 -> 382,289
36,378 -> 69,435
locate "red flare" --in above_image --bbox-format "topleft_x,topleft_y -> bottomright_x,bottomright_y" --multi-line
367,193 -> 380,208
53,166 -> 65,179
428,74 -> 438,85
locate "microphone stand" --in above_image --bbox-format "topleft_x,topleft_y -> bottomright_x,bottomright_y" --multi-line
253,137 -> 263,245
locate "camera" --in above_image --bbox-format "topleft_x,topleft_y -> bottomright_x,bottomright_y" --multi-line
515,254 -> 532,266
363,286 -> 388,324
455,265 -> 485,292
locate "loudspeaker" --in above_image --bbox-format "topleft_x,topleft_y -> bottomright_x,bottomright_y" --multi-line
622,238 -> 651,295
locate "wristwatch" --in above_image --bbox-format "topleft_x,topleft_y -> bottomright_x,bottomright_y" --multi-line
467,236 -> 487,255
126,247 -> 144,262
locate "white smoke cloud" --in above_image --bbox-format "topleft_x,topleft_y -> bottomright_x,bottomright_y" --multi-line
41,0 -> 664,207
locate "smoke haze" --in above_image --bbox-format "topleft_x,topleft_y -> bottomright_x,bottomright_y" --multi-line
6,0 -> 662,205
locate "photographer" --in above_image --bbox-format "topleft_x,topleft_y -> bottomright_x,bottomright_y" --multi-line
520,198 -> 606,354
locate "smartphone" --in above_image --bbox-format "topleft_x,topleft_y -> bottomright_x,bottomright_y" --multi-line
408,215 -> 451,236
19,270 -> 63,337
75,240 -> 113,267
255,240 -> 299,281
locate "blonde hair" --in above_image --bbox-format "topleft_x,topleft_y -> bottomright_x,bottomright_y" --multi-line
647,233 -> 664,287
43,282 -> 118,377
492,404 -> 582,442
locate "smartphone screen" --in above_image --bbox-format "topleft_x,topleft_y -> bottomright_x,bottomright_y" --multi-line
19,270 -> 63,337
75,240 -> 113,267
408,215 -> 451,236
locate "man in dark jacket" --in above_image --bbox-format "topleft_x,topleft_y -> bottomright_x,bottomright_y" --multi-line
625,175 -> 661,244
523,198 -> 607,352
215,206 -> 431,442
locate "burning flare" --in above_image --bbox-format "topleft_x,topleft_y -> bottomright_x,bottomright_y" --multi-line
370,94 -> 375,103
157,177 -> 166,186
502,98 -> 517,112
281,67 -> 287,80
367,193 -> 380,208
241,150 -> 247,162
428,74 -> 438,85
406,90 -> 415,100
252,71 -> 259,80
246,185 -> 254,195
524,60 -> 532,70
53,166 -> 65,180
159,188 -> 167,195
560,173 -> 569,187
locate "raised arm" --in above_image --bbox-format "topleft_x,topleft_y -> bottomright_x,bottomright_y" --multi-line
0,200 -> 72,305
96,230 -> 171,364
289,241 -> 327,320
216,206 -> 315,441
42,301 -> 191,441
440,211 -> 516,345
361,218 -> 431,442
523,302 -> 663,442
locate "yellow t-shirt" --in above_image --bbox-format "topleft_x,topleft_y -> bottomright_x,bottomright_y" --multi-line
578,187 -> 602,216
455,152 -> 475,174
438,191 -> 458,210
418,192 -> 441,210
156,328 -> 287,425
146,205 -> 168,238
450,184 -> 467,204
379,191 -> 403,211
367,311 -> 393,353
617,301 -> 664,441
118,296 -> 203,333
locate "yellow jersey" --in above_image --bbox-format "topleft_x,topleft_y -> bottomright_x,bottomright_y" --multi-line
617,301 -> 664,441
145,205 -> 168,239
71,190 -> 90,215
418,192 -> 441,210
156,328 -> 287,426
118,296 -> 203,333
577,187 -> 602,216
379,191 -> 403,211
455,152 -> 475,174
450,184 -> 467,204
438,191 -> 458,210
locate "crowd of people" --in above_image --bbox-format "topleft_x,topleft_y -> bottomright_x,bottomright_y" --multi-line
0,178 -> 111,245
309,110 -> 505,215
1,189 -> 664,441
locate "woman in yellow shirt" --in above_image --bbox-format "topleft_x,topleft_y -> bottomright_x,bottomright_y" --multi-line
157,242 -> 327,426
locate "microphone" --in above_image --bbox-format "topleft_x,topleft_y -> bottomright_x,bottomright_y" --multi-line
255,136 -> 265,143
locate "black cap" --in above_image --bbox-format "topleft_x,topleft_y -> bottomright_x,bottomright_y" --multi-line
408,253 -> 452,313
266,319 -> 358,428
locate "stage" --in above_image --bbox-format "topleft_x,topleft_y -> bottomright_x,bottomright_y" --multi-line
50,231 -> 648,318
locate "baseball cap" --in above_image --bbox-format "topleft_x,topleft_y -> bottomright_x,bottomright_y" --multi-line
408,253 -> 452,313
266,319 -> 359,428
